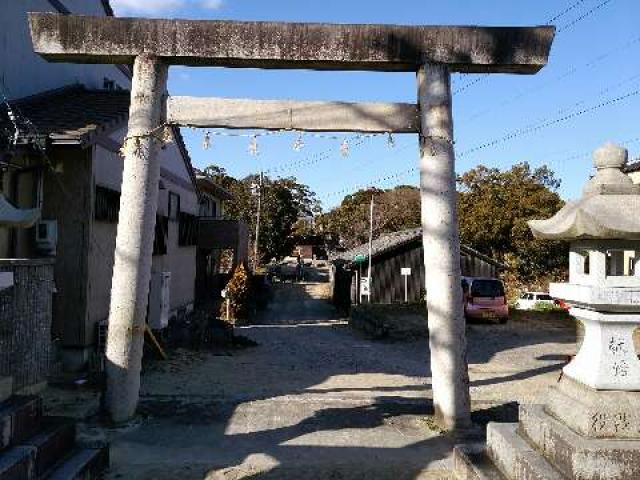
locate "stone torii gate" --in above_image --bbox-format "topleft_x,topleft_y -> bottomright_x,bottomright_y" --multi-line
28,13 -> 554,428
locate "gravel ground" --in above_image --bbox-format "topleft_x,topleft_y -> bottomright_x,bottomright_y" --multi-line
51,268 -> 576,479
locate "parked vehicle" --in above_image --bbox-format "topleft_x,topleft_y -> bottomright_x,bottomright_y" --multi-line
554,298 -> 571,311
515,292 -> 556,310
461,277 -> 509,323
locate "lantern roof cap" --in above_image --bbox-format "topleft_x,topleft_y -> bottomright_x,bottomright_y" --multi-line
529,143 -> 640,241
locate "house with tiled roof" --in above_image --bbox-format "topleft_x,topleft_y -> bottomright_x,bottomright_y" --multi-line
0,1 -> 200,374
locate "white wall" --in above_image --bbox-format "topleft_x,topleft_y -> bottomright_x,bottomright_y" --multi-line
0,0 -> 130,100
88,127 -> 198,329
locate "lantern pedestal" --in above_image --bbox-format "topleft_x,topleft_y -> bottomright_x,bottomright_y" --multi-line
561,308 -> 640,391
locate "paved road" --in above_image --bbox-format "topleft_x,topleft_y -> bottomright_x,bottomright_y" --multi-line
93,269 -> 575,479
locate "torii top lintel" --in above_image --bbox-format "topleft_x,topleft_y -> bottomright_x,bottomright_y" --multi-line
28,13 -> 555,74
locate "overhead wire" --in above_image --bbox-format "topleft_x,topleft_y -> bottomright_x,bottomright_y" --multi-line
452,0 -> 616,98
319,84 -> 640,202
556,0 -> 616,33
463,32 -> 640,123
459,85 -> 640,158
321,0 -> 625,202
545,0 -> 589,25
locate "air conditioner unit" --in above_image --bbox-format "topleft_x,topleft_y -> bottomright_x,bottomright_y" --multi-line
148,271 -> 171,330
35,220 -> 57,255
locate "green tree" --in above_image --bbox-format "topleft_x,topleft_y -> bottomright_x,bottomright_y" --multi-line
457,163 -> 568,282
319,185 -> 421,249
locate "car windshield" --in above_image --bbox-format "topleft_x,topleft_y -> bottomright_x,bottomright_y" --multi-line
471,279 -> 505,298
537,294 -> 553,301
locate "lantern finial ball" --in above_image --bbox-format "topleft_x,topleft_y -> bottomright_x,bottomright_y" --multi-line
593,142 -> 628,170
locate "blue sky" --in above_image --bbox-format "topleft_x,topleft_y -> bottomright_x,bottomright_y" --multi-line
111,0 -> 639,210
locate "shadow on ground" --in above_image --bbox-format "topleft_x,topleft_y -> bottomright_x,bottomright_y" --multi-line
83,266 -> 575,479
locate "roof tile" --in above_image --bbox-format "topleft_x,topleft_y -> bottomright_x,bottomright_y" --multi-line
1,85 -> 130,146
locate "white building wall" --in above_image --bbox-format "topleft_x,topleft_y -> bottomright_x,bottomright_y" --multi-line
88,127 -> 198,330
0,0 -> 130,100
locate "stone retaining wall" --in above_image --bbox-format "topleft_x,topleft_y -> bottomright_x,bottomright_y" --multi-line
0,259 -> 55,391
350,304 -> 427,339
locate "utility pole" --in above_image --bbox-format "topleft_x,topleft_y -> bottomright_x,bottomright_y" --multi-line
367,194 -> 374,303
253,171 -> 263,268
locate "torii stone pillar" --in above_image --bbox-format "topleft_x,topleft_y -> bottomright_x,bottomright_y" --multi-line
105,55 -> 168,422
418,63 -> 471,429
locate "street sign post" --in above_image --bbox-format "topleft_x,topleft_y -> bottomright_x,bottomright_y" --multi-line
401,267 -> 412,303
360,276 -> 370,299
353,254 -> 367,264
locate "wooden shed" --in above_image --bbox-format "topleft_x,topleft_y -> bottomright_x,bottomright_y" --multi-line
331,227 -> 505,305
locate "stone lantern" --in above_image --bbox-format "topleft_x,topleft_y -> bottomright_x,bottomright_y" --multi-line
529,142 -> 640,395
453,143 -> 640,480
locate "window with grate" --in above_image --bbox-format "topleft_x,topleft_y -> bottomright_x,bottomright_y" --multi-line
178,212 -> 199,246
95,185 -> 120,223
153,215 -> 169,255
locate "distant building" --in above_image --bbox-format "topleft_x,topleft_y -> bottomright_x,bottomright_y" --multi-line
194,171 -> 249,303
625,159 -> 640,184
292,236 -> 325,261
331,227 -> 505,307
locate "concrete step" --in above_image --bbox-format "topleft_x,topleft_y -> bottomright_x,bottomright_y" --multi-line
519,404 -> 640,480
44,445 -> 109,480
0,378 -> 11,404
453,444 -> 505,479
0,396 -> 42,451
21,418 -> 76,477
207,462 -> 454,480
0,446 -> 36,480
486,423 -> 565,480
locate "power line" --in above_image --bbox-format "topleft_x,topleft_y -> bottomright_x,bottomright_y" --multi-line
557,0 -> 616,33
319,88 -> 640,201
265,133 -> 380,176
545,0 -> 589,25
463,33 -> 640,123
459,85 -> 640,158
312,136 -> 416,186
322,41 -> 640,195
482,70 -> 640,150
320,133 -> 640,203
533,135 -> 640,166
453,0 -> 617,98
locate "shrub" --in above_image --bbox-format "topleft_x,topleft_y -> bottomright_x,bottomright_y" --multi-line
533,301 -> 563,312
220,264 -> 251,323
